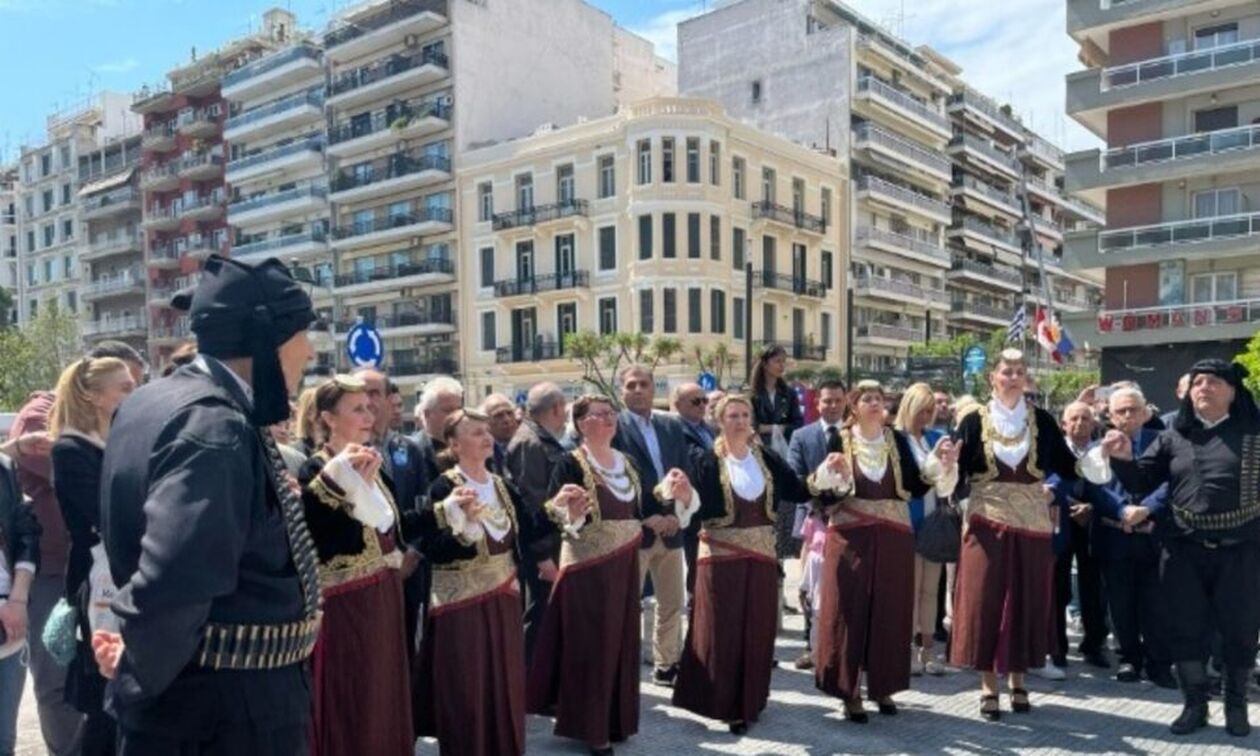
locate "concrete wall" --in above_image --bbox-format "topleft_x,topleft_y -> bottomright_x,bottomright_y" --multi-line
677,0 -> 850,156
1107,102 -> 1162,148
613,27 -> 678,108
1109,22 -> 1164,66
1104,263 -> 1160,309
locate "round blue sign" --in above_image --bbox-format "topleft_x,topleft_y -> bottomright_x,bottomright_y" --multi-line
698,372 -> 718,392
346,323 -> 384,368
963,345 -> 987,376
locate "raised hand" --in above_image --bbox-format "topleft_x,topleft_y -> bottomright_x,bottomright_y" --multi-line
823,452 -> 851,479
665,468 -> 692,502
934,438 -> 960,468
1101,429 -> 1132,460
558,483 -> 591,520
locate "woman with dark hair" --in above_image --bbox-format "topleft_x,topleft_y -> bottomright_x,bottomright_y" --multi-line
298,375 -> 412,755
414,409 -> 536,756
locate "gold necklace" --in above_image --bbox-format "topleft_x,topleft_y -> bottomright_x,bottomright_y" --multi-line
985,408 -> 1030,446
852,430 -> 890,473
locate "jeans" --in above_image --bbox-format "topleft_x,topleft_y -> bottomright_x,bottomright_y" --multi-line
28,574 -> 84,755
0,649 -> 26,756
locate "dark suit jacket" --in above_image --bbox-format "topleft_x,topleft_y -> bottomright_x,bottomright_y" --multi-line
505,419 -> 566,562
1091,427 -> 1168,560
614,409 -> 691,549
378,431 -> 430,545
788,422 -> 842,536
1046,441 -> 1125,557
679,418 -> 715,454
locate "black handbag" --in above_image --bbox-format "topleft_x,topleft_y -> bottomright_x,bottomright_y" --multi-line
914,498 -> 962,563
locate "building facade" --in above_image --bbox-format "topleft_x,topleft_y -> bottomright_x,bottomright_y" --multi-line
456,97 -> 847,400
1,167 -> 17,326
1065,0 -> 1259,407
79,135 -> 147,350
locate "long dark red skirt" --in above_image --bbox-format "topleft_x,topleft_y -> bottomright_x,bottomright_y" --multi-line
814,523 -> 915,701
414,576 -> 525,756
526,541 -> 640,746
672,552 -> 779,723
311,568 -> 413,756
950,520 -> 1055,674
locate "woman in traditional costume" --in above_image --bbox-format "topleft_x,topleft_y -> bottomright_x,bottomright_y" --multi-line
414,409 -> 535,755
299,376 -> 413,755
810,381 -> 958,722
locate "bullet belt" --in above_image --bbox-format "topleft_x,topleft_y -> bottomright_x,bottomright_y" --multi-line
193,613 -> 323,671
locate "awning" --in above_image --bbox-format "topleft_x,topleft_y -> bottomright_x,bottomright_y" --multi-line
78,168 -> 135,197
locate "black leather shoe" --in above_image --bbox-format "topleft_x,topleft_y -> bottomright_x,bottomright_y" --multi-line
1224,667 -> 1252,737
1051,654 -> 1068,668
1170,705 -> 1209,735
877,700 -> 898,716
1147,667 -> 1178,690
728,721 -> 748,735
1170,661 -> 1210,735
1116,663 -> 1140,682
843,701 -> 869,724
1009,687 -> 1032,713
1083,649 -> 1112,669
589,747 -> 614,756
980,694 -> 1001,722
652,665 -> 678,687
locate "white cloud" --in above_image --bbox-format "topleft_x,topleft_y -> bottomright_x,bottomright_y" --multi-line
628,8 -> 706,63
93,56 -> 140,74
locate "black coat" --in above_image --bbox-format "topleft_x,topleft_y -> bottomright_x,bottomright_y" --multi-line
751,382 -> 804,446
613,410 -> 693,549
51,433 -> 103,600
0,452 -> 40,574
421,470 -> 540,566
505,420 -> 567,562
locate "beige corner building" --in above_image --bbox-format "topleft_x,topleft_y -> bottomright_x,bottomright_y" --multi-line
456,98 -> 848,400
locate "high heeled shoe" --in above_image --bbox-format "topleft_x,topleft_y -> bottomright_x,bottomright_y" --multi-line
980,694 -> 1001,721
1009,687 -> 1031,713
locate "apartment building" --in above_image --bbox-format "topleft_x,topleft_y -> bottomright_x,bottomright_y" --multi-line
1064,0 -> 1260,405
456,97 -> 847,399
1,167 -> 17,325
78,135 -> 147,350
15,92 -> 140,329
133,9 -> 294,366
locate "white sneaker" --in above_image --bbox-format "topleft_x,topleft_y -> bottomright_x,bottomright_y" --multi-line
1031,658 -> 1066,681
924,657 -> 945,676
910,647 -> 925,677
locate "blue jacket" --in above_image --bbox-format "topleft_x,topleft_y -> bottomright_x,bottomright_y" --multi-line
1091,427 -> 1168,561
906,428 -> 944,532
1046,441 -> 1126,557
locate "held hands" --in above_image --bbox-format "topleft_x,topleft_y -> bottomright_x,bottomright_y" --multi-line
1121,505 -> 1151,529
663,468 -> 693,503
341,443 -> 383,482
12,432 -> 52,459
822,452 -> 851,480
92,631 -> 124,680
1100,430 -> 1133,461
1069,501 -> 1093,526
537,559 -> 559,582
556,483 -> 592,522
933,438 -> 961,469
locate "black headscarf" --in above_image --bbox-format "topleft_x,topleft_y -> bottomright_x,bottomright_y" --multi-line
172,255 -> 316,426
1173,358 -> 1260,434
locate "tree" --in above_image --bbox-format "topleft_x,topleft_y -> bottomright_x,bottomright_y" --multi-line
1235,330 -> 1260,397
564,330 -> 687,406
0,287 -> 13,329
693,343 -> 734,388
0,304 -> 81,411
1038,368 -> 1101,412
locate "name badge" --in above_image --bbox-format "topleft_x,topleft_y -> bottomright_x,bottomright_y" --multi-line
392,447 -> 409,468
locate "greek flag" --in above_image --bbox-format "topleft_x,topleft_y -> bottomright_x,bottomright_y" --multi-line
1007,303 -> 1026,343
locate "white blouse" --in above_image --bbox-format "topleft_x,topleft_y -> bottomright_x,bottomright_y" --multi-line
725,451 -> 767,501
988,398 -> 1032,470
459,467 -> 511,542
852,428 -> 892,483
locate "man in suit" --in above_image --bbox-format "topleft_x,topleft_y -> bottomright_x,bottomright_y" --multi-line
614,365 -> 691,686
505,382 -> 568,663
480,393 -> 519,477
671,383 -> 712,602
786,378 -> 848,669
411,375 -> 464,483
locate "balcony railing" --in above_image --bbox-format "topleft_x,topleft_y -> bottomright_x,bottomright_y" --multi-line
949,256 -> 1023,286
84,269 -> 145,296
178,192 -> 226,216
332,154 -> 451,192
325,0 -> 448,48
329,49 -> 449,97
231,228 -> 327,257
148,243 -> 182,265
753,340 -> 826,361
750,201 -> 827,233
1097,297 -> 1260,334
223,44 -> 320,89
331,207 -> 454,239
853,123 -> 952,175
176,107 -> 217,129
391,356 -> 459,376
952,216 -> 1022,249
177,151 -> 224,174
83,188 -> 139,213
949,87 -> 1023,134
225,89 -> 324,132
752,271 -> 828,298
332,257 -> 454,286
151,320 -> 192,341
857,175 -> 950,217
141,122 -> 176,144
950,134 -> 1023,174
226,137 -> 324,173
496,341 -> 562,364
492,200 -> 588,231
229,186 -> 327,216
328,99 -> 451,144
1103,36 -> 1260,90
1022,133 -> 1065,165
956,175 -> 1020,209
88,232 -> 141,255
141,162 -> 179,185
855,225 -> 950,263
951,300 -> 1010,320
1100,211 -> 1260,252
856,76 -> 950,130
1104,123 -> 1260,171
338,310 -> 454,331
83,315 -> 147,337
854,275 -> 949,304
857,323 -> 924,342
493,271 -> 590,297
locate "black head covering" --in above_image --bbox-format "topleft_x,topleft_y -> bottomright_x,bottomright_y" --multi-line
1173,358 -> 1260,434
173,255 -> 315,426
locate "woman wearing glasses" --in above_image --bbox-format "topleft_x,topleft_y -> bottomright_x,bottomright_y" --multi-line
527,394 -> 696,756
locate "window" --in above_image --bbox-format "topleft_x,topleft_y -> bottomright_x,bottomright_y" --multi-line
637,139 -> 652,184
26,231 -> 34,253
792,177 -> 805,214
557,164 -> 575,205
821,250 -> 834,289
792,243 -> 807,283
28,300 -> 36,319
638,214 -> 653,259
388,200 -> 411,221
42,224 -> 54,248
62,219 -> 73,241
821,312 -> 833,349
477,182 -> 493,222
61,184 -> 71,206
353,209 -> 374,234
479,246 -> 495,287
598,154 -> 616,198
44,259 -> 53,282
1194,105 -> 1238,133
762,235 -> 777,275
555,234 -> 576,276
23,196 -> 32,218
710,215 -> 721,261
640,289 -> 654,332
40,153 -> 51,177
25,263 -> 35,286
1194,22 -> 1238,50
515,174 -> 534,211
59,146 -> 70,169
63,255 -> 73,278
1193,187 -> 1240,218
762,167 -> 776,203
733,227 -> 746,269
662,137 -> 675,183
1191,271 -> 1238,303
763,302 -> 777,342
821,187 -> 833,228
599,297 -> 617,334
481,311 -> 496,350
688,288 -> 702,333
733,297 -> 745,339
557,303 -> 578,351
732,157 -> 746,199
42,190 -> 53,214
662,213 -> 676,258
711,290 -> 726,334
663,288 -> 677,333
709,141 -> 720,185
598,226 -> 617,271
65,290 -> 76,314
751,80 -> 762,104
686,137 -> 700,183
687,213 -> 701,259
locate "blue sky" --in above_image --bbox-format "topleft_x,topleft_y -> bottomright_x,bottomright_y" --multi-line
0,0 -> 1093,162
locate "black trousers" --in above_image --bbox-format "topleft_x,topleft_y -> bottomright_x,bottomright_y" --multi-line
402,560 -> 431,656
1054,520 -> 1108,657
1159,538 -> 1260,668
119,722 -> 308,756
521,560 -> 552,666
1102,535 -> 1167,671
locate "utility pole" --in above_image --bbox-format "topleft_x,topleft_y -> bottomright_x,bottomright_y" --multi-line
744,259 -> 753,387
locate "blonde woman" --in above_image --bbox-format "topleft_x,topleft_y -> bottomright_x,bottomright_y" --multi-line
49,356 -> 135,754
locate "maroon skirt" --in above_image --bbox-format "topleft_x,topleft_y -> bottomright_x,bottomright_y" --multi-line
414,575 -> 525,756
672,547 -> 778,723
526,538 -> 641,746
950,520 -> 1055,674
311,568 -> 413,756
814,523 -> 915,701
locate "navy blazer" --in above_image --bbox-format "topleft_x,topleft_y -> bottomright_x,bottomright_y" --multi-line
679,418 -> 715,454
1046,442 -> 1125,557
378,431 -> 430,545
1091,427 -> 1169,561
786,422 -> 840,538
614,409 -> 691,549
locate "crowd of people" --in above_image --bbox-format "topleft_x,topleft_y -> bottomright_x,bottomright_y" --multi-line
0,254 -> 1256,756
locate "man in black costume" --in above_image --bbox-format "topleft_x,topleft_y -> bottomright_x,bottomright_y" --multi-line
1102,358 -> 1260,738
96,255 -> 322,755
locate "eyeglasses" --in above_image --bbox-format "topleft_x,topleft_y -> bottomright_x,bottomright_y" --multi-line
688,397 -> 709,407
583,410 -> 618,422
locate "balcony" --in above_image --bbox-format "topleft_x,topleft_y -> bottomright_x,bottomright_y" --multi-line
852,123 -> 952,182
331,256 -> 454,294
327,49 -> 450,110
1067,123 -> 1260,194
753,340 -> 827,362
83,315 -> 147,339
231,228 -> 329,265
327,99 -> 452,157
493,271 -> 590,297
752,271 -> 828,299
132,82 -> 176,115
1088,296 -> 1260,348
948,299 -> 1011,326
492,200 -> 589,231
497,340 -> 562,364
140,162 -> 180,191
1066,0 -> 1229,43
223,44 -> 322,101
141,122 -> 177,152
330,153 -> 452,204
854,34 -> 953,95
225,137 -> 324,184
176,151 -> 225,181
149,318 -> 192,344
82,187 -> 141,220
178,234 -> 223,261
854,76 -> 952,139
946,256 -> 1023,292
331,207 -> 453,250
948,216 -> 1022,255
324,0 -> 449,64
228,186 -> 328,227
142,205 -> 181,232
951,175 -> 1022,219
750,201 -> 828,234
1019,133 -> 1065,171
855,323 -> 924,346
853,275 -> 950,308
147,242 -> 182,270
948,134 -> 1023,180
176,107 -> 219,138
335,310 -> 455,338
224,89 -> 324,143
82,232 -> 143,262
1068,211 -> 1260,268
82,269 -> 146,302
177,192 -> 226,222
948,87 -> 1024,140
856,175 -> 951,224
390,355 -> 459,380
855,225 -> 951,268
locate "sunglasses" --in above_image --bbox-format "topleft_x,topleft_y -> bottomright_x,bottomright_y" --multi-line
688,397 -> 709,407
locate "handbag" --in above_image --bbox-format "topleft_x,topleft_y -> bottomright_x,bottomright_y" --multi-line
914,498 -> 962,563
42,597 -> 78,666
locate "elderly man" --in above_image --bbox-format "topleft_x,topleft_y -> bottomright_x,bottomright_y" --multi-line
480,393 -> 519,475
505,382 -> 568,662
672,383 -> 714,453
412,376 -> 464,483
